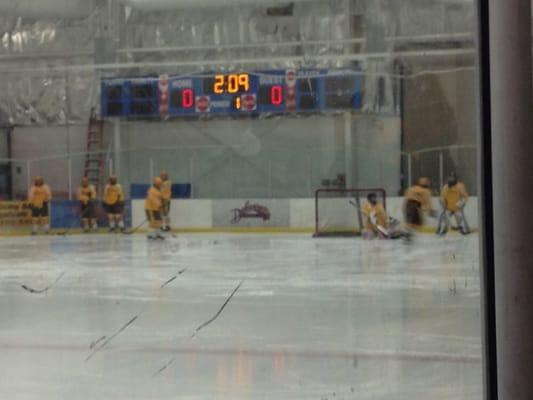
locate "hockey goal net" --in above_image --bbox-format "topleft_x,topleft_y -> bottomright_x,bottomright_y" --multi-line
314,188 -> 387,237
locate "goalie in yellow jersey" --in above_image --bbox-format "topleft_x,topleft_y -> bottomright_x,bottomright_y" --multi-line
361,192 -> 409,240
145,176 -> 165,240
159,171 -> 172,232
28,176 -> 52,235
103,175 -> 125,233
361,193 -> 388,239
436,173 -> 470,236
77,177 -> 98,233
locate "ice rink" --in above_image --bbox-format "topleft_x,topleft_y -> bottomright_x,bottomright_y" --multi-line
0,233 -> 482,400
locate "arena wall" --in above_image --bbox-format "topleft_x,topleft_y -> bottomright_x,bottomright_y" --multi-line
9,114 -> 402,200
131,196 -> 479,232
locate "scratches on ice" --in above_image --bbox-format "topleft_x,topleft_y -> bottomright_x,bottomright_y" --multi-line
85,314 -> 140,362
154,280 -> 244,377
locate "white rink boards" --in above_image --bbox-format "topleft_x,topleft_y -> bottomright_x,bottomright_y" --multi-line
0,233 -> 482,400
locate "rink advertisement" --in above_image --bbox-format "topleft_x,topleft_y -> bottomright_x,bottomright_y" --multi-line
213,199 -> 289,228
0,201 -> 32,227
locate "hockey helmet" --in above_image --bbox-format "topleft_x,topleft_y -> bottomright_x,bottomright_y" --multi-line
418,177 -> 431,189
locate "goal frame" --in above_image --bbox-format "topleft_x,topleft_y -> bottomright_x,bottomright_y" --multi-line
313,187 -> 387,237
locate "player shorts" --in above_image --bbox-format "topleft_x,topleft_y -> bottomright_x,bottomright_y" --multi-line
80,201 -> 97,219
104,201 -> 124,215
161,200 -> 171,216
405,199 -> 422,226
145,210 -> 162,223
31,202 -> 49,218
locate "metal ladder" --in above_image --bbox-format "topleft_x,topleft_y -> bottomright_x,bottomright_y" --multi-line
83,108 -> 105,196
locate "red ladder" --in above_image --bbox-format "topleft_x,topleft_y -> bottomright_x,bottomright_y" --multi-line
83,108 -> 105,196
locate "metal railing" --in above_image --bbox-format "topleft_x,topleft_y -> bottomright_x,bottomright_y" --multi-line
0,144 -> 477,200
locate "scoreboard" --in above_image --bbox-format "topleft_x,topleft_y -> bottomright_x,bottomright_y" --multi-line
101,69 -> 363,119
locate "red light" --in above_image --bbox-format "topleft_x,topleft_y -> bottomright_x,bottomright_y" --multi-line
182,89 -> 194,108
271,86 -> 283,105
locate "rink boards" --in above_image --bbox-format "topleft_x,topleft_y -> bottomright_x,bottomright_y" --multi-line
0,197 -> 478,234
130,196 -> 478,233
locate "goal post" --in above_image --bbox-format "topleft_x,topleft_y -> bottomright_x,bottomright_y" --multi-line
313,188 -> 387,237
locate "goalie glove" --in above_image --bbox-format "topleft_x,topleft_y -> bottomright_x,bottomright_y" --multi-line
456,199 -> 466,209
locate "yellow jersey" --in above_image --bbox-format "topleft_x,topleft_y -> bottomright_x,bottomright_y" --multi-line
103,183 -> 124,205
145,186 -> 163,211
362,202 -> 387,230
77,185 -> 96,205
405,185 -> 433,211
28,185 -> 52,208
441,182 -> 468,212
161,179 -> 172,201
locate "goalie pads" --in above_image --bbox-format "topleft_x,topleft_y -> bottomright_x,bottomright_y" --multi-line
369,211 -> 378,226
456,199 -> 466,209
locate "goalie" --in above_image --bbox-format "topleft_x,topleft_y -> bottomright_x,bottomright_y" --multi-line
436,173 -> 470,236
361,193 -> 406,240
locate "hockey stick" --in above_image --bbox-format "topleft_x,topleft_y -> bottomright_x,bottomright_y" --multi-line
122,218 -> 147,235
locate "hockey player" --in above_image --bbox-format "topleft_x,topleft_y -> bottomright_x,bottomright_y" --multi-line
159,171 -> 172,232
361,192 -> 409,240
145,176 -> 165,240
361,192 -> 388,239
404,177 -> 437,230
103,175 -> 125,233
436,173 -> 470,235
28,176 -> 52,235
77,177 -> 98,233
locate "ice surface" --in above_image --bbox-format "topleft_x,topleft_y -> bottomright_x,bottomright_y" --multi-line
0,233 -> 482,400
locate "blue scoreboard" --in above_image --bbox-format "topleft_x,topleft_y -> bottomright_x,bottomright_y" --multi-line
100,69 -> 363,119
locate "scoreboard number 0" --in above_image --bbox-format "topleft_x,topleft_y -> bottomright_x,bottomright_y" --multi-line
271,85 -> 283,105
214,74 -> 250,94
182,88 -> 194,108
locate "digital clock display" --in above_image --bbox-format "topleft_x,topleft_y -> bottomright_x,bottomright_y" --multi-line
204,74 -> 250,94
